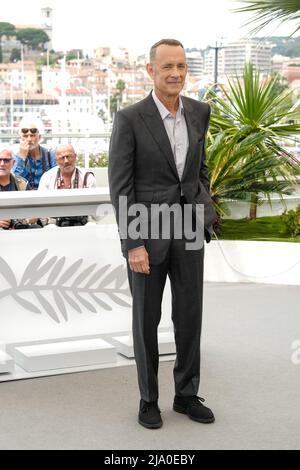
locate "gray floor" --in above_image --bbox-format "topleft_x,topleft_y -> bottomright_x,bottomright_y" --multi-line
1,282 -> 300,450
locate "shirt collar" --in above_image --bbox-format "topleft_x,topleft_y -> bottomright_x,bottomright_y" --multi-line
152,90 -> 184,120
0,182 -> 11,191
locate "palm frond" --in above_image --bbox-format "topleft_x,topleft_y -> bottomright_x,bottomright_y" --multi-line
234,0 -> 300,34
204,61 -> 300,217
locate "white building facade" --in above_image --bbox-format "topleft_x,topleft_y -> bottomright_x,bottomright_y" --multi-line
204,39 -> 273,80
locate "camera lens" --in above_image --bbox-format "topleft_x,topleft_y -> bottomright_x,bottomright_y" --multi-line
11,219 -> 29,230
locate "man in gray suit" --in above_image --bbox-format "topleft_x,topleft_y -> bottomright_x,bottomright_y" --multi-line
109,39 -> 217,429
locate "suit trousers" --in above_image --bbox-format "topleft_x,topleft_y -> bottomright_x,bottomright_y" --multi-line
126,237 -> 205,403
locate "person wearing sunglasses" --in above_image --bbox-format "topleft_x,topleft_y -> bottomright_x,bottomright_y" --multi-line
0,147 -> 35,230
13,115 -> 56,190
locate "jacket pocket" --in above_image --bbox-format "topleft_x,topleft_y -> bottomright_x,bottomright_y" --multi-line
195,181 -> 211,202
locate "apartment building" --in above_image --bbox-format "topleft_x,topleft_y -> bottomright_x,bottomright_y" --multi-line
0,92 -> 58,131
186,51 -> 204,77
204,39 -> 273,79
0,61 -> 38,92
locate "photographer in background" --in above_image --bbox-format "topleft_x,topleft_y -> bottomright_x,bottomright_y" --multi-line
13,115 -> 56,190
0,147 -> 42,230
38,144 -> 96,227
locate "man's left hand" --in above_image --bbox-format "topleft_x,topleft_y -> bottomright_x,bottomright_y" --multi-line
128,246 -> 150,274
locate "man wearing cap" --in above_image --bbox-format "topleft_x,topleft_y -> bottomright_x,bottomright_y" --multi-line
13,115 -> 56,189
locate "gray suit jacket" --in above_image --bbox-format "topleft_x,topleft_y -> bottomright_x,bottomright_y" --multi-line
108,93 -> 217,264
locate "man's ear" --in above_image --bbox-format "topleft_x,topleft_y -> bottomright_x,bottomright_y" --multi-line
146,63 -> 154,79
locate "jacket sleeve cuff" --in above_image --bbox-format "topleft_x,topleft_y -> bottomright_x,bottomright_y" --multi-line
126,238 -> 145,251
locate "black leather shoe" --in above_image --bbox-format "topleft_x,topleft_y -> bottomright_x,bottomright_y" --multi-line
173,395 -> 215,423
138,399 -> 163,429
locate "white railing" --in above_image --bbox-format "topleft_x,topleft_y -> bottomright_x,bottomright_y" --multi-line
0,133 -> 111,169
0,190 -> 173,379
0,133 -> 111,139
0,187 -> 110,219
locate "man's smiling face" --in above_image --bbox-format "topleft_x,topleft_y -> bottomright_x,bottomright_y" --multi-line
147,44 -> 187,99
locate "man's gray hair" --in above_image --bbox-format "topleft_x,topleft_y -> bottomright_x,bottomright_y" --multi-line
0,146 -> 14,158
55,144 -> 76,155
19,114 -> 44,134
149,39 -> 184,63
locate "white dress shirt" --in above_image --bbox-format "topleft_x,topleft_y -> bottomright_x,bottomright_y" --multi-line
38,166 -> 96,190
152,90 -> 189,181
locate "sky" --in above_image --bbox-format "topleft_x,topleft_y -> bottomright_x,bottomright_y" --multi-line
1,0 -> 299,55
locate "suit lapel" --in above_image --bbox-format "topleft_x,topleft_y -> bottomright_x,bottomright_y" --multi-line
181,97 -> 201,181
139,94 -> 179,178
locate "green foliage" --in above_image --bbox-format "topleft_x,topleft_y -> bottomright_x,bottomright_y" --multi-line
110,94 -> 120,115
205,63 -> 300,218
77,152 -> 108,168
269,71 -> 290,95
0,21 -> 15,63
267,36 -> 300,58
0,22 -> 16,37
234,0 -> 300,34
281,204 -> 300,237
209,63 -> 300,133
206,131 -> 297,216
109,80 -> 126,115
66,49 -> 83,62
36,52 -> 59,67
116,79 -> 126,93
17,28 -> 49,49
218,215 -> 300,242
10,48 -> 21,62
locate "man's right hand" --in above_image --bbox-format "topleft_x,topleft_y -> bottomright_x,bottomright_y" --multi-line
0,219 -> 11,229
128,246 -> 150,274
19,139 -> 30,159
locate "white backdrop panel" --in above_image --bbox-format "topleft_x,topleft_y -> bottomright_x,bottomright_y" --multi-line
0,224 -> 173,344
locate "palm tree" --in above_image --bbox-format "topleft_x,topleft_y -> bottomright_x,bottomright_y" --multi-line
205,63 -> 300,218
234,0 -> 300,34
207,130 -> 296,217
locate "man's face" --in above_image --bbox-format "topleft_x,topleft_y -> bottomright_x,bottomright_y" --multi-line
20,124 -> 40,151
56,146 -> 77,174
147,45 -> 187,98
0,150 -> 14,179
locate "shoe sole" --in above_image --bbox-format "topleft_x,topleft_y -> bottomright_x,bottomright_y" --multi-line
138,418 -> 163,429
173,405 -> 215,423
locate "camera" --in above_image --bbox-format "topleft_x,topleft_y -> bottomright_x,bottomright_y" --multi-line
56,216 -> 88,227
10,219 -> 30,230
0,219 -> 29,230
9,219 -> 43,230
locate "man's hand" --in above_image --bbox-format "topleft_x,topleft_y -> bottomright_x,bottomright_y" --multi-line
24,218 -> 38,225
19,139 -> 30,159
0,219 -> 11,229
128,246 -> 150,274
